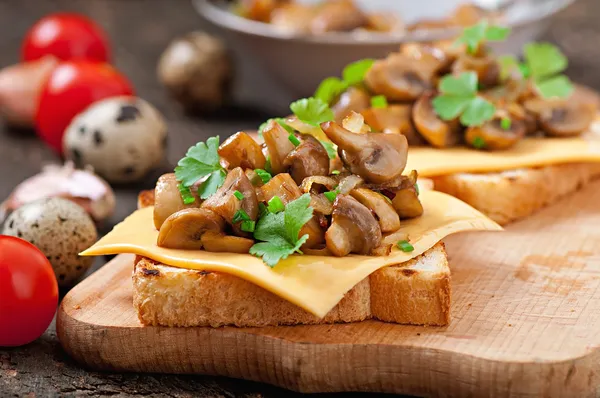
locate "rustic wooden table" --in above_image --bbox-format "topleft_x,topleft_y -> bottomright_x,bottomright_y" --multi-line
1,0 -> 599,396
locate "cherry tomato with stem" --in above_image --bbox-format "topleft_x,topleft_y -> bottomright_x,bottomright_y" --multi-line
0,235 -> 59,347
36,61 -> 134,153
22,13 -> 110,63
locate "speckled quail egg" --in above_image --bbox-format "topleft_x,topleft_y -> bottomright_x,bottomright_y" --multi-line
2,197 -> 98,287
157,31 -> 233,113
63,96 -> 167,184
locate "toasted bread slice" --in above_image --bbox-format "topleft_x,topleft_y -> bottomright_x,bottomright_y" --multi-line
133,243 -> 450,327
133,191 -> 451,327
432,163 -> 600,225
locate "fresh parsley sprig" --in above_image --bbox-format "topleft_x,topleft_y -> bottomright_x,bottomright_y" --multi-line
174,137 -> 227,202
432,72 -> 496,126
314,59 -> 375,105
455,20 -> 511,55
250,194 -> 313,267
498,43 -> 573,99
290,97 -> 335,127
525,42 -> 574,98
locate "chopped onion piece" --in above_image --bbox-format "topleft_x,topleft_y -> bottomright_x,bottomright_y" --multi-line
342,111 -> 371,134
337,174 -> 364,194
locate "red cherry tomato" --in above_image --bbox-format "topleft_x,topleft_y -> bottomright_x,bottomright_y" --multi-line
36,61 -> 134,153
0,236 -> 59,347
22,13 -> 110,63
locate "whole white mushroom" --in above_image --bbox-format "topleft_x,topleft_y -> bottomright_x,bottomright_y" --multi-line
63,96 -> 167,183
157,31 -> 233,113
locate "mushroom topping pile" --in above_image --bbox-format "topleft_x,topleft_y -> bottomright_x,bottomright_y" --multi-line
153,106 -> 424,266
235,0 -> 496,36
311,21 -> 596,151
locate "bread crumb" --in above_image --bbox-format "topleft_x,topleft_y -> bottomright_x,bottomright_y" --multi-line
74,305 -> 81,310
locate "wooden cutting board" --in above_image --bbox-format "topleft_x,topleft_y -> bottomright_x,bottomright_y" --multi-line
57,180 -> 600,397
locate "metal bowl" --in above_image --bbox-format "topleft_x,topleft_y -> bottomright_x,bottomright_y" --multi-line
194,0 -> 576,112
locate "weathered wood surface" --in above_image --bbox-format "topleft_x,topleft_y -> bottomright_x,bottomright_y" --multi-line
2,0 -> 600,396
55,179 -> 600,396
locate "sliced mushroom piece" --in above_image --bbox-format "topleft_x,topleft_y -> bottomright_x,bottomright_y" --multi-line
201,167 -> 258,236
218,131 -> 266,170
362,104 -> 426,146
350,188 -> 400,233
260,173 -> 324,248
310,0 -> 367,34
238,0 -> 283,22
392,185 -> 423,219
201,231 -> 254,254
412,92 -> 462,148
262,119 -> 296,174
332,86 -> 371,123
300,175 -> 339,193
452,55 -> 500,89
261,173 -> 303,204
366,12 -> 404,33
157,208 -> 225,250
282,135 -> 330,185
365,53 -> 436,101
270,3 -> 315,34
321,121 -> 408,184
465,114 -> 526,150
381,229 -> 409,246
482,78 -> 533,105
401,43 -> 452,75
325,194 -> 382,256
506,102 -> 538,136
153,173 -> 200,230
310,193 -> 334,215
523,98 -> 595,137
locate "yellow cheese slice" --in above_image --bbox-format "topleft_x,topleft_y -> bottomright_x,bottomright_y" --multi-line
406,120 -> 600,177
81,190 -> 501,317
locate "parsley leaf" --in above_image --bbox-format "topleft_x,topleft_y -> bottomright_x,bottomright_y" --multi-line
342,59 -> 375,86
290,97 -> 335,127
524,42 -> 567,79
535,75 -> 574,99
313,59 -> 374,105
314,77 -> 348,105
259,118 -> 294,137
175,137 -> 227,201
431,95 -> 470,120
460,97 -> 496,127
455,20 -> 511,54
320,140 -> 338,159
439,71 -> 477,96
523,42 -> 573,99
432,72 -> 496,127
250,238 -> 308,268
250,194 -> 313,267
